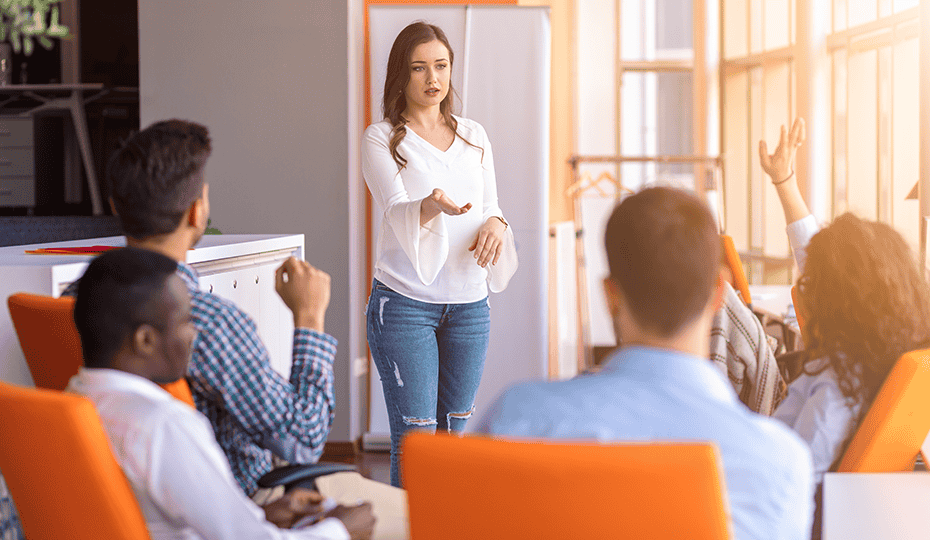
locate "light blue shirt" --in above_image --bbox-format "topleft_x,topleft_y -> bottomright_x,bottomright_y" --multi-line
477,346 -> 815,540
773,359 -> 857,484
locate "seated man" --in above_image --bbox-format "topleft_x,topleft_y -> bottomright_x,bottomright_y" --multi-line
65,119 -> 335,498
477,187 -> 815,540
67,246 -> 375,540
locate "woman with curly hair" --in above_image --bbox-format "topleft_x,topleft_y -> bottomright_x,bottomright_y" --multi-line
760,117 -> 930,485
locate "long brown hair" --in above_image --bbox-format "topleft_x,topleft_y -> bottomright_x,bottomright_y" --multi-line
382,22 -> 480,170
798,213 -> 930,468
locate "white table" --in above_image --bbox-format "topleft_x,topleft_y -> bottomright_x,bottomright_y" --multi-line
747,284 -> 793,317
0,234 -> 304,386
823,473 -> 930,539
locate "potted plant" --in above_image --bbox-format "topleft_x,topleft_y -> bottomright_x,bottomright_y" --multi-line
0,0 -> 71,84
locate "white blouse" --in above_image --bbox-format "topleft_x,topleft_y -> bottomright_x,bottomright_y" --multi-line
362,116 -> 517,304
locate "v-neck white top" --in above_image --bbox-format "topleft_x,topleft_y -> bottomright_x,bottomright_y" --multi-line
362,116 -> 517,303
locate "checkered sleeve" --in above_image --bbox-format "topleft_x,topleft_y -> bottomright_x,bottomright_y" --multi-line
188,293 -> 336,468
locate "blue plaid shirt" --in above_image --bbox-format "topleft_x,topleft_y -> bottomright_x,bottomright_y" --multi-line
64,262 -> 337,496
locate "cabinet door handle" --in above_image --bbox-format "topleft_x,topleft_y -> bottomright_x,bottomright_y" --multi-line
0,131 -> 10,136
0,188 -> 12,195
0,159 -> 11,166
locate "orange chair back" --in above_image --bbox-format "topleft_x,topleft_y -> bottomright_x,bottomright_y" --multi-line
403,433 -> 730,540
161,379 -> 195,407
721,235 -> 752,306
0,381 -> 151,540
7,292 -> 196,407
837,348 -> 930,472
8,293 -> 82,391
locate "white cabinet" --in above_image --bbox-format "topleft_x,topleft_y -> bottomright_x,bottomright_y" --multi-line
0,116 -> 35,208
0,234 -> 304,386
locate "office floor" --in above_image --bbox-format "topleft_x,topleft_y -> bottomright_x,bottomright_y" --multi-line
322,449 -> 392,486
355,451 -> 391,485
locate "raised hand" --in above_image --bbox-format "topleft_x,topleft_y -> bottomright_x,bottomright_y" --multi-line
759,117 -> 805,185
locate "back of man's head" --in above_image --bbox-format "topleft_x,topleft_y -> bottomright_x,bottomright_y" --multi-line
74,247 -> 179,369
604,187 -> 721,338
107,119 -> 212,238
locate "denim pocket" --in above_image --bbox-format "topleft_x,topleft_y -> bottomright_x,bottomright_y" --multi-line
374,279 -> 395,293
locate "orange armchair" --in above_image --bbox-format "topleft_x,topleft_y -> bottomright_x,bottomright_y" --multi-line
7,292 -> 195,407
7,293 -> 81,391
721,234 -> 752,306
0,381 -> 151,540
6,292 -> 351,492
836,348 -> 930,472
402,433 -> 730,540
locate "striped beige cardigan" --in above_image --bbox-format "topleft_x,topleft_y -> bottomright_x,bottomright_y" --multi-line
710,282 -> 787,415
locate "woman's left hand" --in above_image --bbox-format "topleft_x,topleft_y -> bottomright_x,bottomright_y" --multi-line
469,217 -> 507,268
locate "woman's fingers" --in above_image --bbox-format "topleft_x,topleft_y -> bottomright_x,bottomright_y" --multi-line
474,234 -> 502,267
759,140 -> 771,171
789,117 -> 806,147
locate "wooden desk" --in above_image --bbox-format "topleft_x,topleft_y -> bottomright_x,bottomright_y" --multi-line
823,473 -> 930,539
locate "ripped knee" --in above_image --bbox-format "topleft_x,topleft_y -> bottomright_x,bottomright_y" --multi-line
445,405 -> 475,433
402,416 -> 437,427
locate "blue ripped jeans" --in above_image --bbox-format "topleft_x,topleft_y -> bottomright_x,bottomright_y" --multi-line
367,279 -> 490,487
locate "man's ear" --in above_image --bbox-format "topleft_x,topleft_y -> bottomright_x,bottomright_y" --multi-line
187,197 -> 206,228
132,324 -> 160,357
710,267 -> 728,313
603,277 -> 621,318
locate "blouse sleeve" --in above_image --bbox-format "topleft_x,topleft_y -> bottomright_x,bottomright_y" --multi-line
474,123 -> 518,292
786,214 -> 819,273
362,124 -> 449,286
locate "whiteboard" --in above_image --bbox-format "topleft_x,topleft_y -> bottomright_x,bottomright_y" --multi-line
366,5 -> 550,444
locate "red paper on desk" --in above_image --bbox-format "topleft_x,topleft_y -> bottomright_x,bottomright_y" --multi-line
25,246 -> 121,256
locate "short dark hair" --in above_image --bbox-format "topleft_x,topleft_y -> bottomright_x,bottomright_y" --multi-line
74,247 -> 179,369
107,119 -> 212,238
604,187 -> 721,337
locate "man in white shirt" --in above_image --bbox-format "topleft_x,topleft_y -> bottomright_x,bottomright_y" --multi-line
67,246 -> 375,540
478,187 -> 816,540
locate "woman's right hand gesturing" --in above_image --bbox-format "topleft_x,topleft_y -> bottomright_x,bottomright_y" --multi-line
420,188 -> 472,226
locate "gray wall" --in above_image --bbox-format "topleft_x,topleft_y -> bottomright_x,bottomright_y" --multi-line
138,2 -> 353,441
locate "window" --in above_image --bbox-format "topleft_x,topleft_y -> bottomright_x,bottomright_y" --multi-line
720,0 -> 922,283
722,0 -> 796,283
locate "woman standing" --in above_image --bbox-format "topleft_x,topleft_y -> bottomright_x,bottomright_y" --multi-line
362,22 -> 518,487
